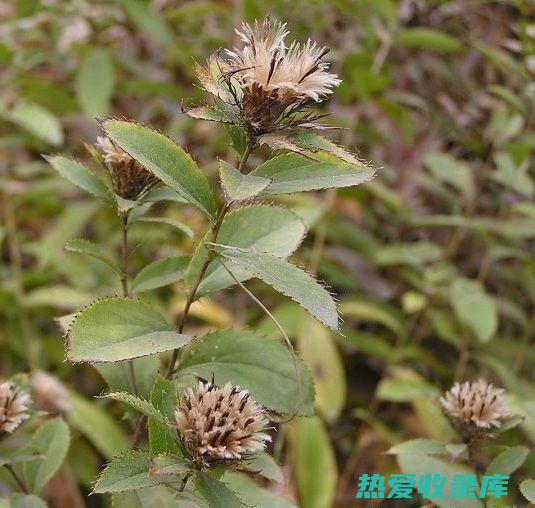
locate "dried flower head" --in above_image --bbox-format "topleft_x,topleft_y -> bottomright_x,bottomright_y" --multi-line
31,370 -> 72,415
440,379 -> 510,432
96,136 -> 158,200
194,18 -> 340,136
175,379 -> 271,467
0,381 -> 31,434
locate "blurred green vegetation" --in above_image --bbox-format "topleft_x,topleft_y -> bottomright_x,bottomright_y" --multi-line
1,0 -> 534,507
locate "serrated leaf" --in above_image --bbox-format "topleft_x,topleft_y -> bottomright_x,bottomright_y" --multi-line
131,256 -> 189,294
175,329 -> 315,417
450,278 -> 498,342
387,439 -> 447,455
397,454 -> 483,508
104,392 -> 170,427
223,472 -> 296,508
251,153 -> 375,194
94,451 -> 182,494
76,49 -> 114,118
112,486 -> 179,508
149,376 -> 181,455
219,160 -> 271,201
209,244 -> 339,331
67,298 -> 192,362
23,418 -> 70,494
65,239 -> 120,274
45,156 -> 114,205
149,456 -> 191,477
103,119 -> 216,218
485,445 -> 529,476
186,205 -> 306,298
9,102 -> 63,145
192,473 -> 244,508
67,391 -> 128,459
131,217 -> 194,238
187,105 -> 236,123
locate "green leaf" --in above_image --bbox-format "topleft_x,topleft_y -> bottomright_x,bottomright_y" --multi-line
103,119 -> 215,218
45,156 -> 114,205
76,49 -> 114,118
238,453 -> 283,483
131,256 -> 189,294
9,102 -> 63,145
424,153 -> 474,195
387,439 -> 447,455
112,486 -> 179,508
210,244 -> 339,331
23,418 -> 70,494
131,217 -> 194,238
219,160 -> 271,201
449,278 -> 498,342
67,297 -> 192,362
288,417 -> 337,508
104,392 -> 170,427
65,239 -> 120,274
118,0 -> 173,48
149,376 -> 181,455
67,391 -> 128,459
340,299 -> 404,336
485,445 -> 529,476
520,479 -> 535,503
187,105 -> 236,123
9,494 -> 48,508
374,241 -> 443,266
94,451 -> 183,494
298,316 -> 345,421
187,205 -> 306,297
396,28 -> 464,53
251,153 -> 375,194
175,329 -> 315,417
223,472 -> 296,508
191,473 -> 244,508
376,377 -> 439,401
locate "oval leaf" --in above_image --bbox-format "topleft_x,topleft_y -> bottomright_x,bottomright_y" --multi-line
219,160 -> 271,201
131,256 -> 189,294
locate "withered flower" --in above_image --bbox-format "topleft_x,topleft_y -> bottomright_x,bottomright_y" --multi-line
192,18 -> 340,136
96,136 -> 158,200
31,370 -> 72,415
0,381 -> 31,434
175,379 -> 271,467
440,379 -> 510,435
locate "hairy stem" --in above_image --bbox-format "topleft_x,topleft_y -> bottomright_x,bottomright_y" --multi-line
119,211 -> 138,397
164,142 -> 254,380
5,464 -> 28,494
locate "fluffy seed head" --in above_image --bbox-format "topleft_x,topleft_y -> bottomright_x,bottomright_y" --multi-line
31,371 -> 72,415
440,379 -> 510,431
175,379 -> 271,467
0,381 -> 31,434
196,18 -> 340,135
96,136 -> 158,200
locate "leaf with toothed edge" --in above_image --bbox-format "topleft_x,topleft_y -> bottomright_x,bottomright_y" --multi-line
93,451 -> 187,494
251,152 -> 376,195
45,155 -> 115,205
174,329 -> 315,417
186,205 -> 307,298
131,256 -> 190,294
67,297 -> 192,363
208,243 -> 339,331
104,392 -> 170,427
103,119 -> 216,218
218,160 -> 271,201
65,239 -> 121,274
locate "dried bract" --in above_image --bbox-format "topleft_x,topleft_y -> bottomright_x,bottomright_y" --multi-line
0,381 -> 31,434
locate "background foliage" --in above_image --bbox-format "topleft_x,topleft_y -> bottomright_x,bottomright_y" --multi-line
1,0 -> 534,507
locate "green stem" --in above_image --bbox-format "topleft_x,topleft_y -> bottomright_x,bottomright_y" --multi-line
119,211 -> 138,397
5,464 -> 28,494
164,142 -> 254,380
